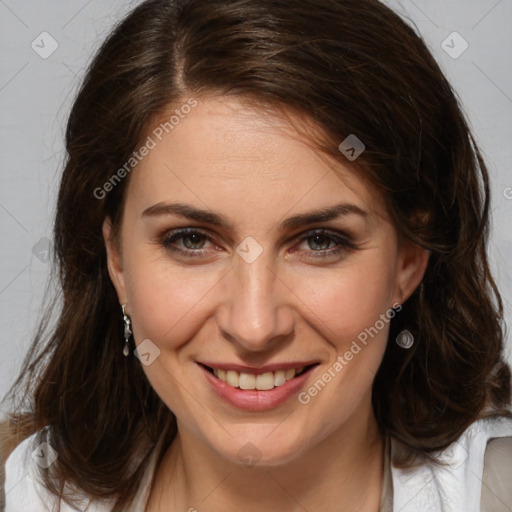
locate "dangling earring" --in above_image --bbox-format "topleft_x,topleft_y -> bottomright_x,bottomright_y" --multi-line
396,329 -> 414,349
121,304 -> 132,357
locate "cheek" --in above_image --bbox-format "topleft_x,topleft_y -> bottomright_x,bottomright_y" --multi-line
291,258 -> 396,431
292,253 -> 396,348
124,248 -> 397,347
124,258 -> 215,347
121,253 -> 220,413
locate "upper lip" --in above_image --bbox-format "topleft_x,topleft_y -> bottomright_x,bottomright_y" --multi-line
198,361 -> 319,374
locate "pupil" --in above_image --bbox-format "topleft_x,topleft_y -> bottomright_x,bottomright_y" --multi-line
311,235 -> 329,250
186,233 -> 204,249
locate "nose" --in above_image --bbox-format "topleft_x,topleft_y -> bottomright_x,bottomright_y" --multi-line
215,249 -> 295,352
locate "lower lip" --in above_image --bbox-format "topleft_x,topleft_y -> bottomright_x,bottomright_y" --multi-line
199,364 -> 316,411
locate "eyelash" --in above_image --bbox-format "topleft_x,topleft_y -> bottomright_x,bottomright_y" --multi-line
160,228 -> 358,260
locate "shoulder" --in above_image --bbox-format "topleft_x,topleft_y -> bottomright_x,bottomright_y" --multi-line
3,431 -> 47,511
4,430 -> 113,512
484,434 -> 512,461
481,435 -> 512,510
390,415 -> 512,512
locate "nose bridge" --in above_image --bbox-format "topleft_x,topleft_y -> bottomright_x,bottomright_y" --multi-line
218,249 -> 293,350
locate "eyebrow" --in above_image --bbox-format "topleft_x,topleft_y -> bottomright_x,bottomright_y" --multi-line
142,201 -> 368,231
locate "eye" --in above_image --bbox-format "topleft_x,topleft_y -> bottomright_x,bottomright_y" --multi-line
304,233 -> 336,251
294,229 -> 357,259
160,227 -> 358,260
161,228 -> 214,255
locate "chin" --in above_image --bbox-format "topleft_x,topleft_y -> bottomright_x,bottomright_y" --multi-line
207,424 -> 312,468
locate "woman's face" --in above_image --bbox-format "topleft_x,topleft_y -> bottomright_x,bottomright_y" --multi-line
104,96 -> 427,466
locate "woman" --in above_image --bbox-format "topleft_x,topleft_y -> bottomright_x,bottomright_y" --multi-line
2,0 -> 512,510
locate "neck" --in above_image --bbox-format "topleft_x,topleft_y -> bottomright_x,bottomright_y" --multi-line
147,405 -> 385,512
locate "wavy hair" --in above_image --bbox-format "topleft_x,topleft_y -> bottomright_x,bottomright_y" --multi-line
2,0 -> 511,509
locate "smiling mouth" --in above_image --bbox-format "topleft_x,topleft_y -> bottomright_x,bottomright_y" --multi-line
200,363 -> 319,391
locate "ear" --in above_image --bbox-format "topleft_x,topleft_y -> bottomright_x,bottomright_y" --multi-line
102,217 -> 127,305
393,236 -> 430,305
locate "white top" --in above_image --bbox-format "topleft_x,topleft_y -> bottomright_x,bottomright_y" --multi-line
389,415 -> 512,512
4,416 -> 512,511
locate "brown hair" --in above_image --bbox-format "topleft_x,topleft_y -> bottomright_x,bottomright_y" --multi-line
2,0 -> 511,508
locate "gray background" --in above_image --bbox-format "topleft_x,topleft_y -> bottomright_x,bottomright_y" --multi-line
1,0 -> 511,412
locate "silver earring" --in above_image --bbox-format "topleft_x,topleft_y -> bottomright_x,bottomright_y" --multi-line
396,329 -> 414,349
121,304 -> 131,357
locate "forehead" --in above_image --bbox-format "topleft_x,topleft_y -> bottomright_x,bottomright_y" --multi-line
124,96 -> 388,223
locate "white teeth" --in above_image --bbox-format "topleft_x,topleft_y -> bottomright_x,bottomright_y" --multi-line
239,373 -> 256,389
211,366 -> 308,390
273,370 -> 287,387
226,370 -> 239,388
255,372 -> 275,391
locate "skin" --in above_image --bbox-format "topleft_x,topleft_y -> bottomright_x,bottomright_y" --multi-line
103,96 -> 429,511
